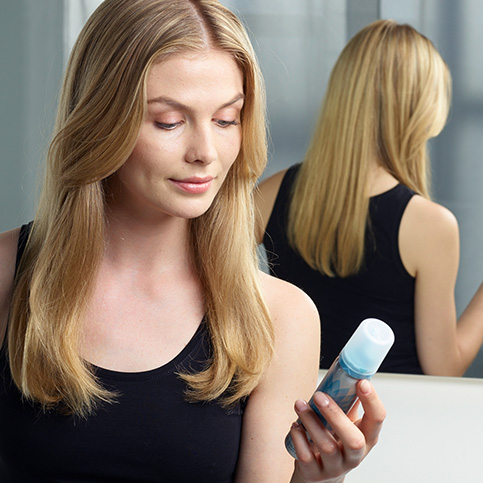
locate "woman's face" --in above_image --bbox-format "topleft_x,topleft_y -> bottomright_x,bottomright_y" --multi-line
110,49 -> 244,222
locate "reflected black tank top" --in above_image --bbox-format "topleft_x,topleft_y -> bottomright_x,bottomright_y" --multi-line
0,223 -> 244,482
263,164 -> 422,374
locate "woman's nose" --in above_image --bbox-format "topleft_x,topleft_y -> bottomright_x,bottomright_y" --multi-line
185,124 -> 217,165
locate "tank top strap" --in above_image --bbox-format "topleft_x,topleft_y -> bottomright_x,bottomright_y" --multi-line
370,184 -> 415,242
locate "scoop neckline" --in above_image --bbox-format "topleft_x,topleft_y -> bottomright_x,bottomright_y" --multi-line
91,319 -> 206,381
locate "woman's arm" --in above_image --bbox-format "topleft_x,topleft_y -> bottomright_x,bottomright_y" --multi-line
0,228 -> 20,346
400,196 -> 483,375
234,272 -> 385,482
254,170 -> 287,244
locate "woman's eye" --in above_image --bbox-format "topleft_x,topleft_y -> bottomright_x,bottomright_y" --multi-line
155,122 -> 181,130
216,119 -> 240,128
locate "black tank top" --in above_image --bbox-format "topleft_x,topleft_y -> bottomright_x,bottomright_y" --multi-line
0,224 -> 244,482
263,164 -> 422,374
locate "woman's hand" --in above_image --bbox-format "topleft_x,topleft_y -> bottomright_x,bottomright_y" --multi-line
290,379 -> 385,483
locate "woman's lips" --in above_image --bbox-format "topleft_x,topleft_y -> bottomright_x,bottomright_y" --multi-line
169,177 -> 214,194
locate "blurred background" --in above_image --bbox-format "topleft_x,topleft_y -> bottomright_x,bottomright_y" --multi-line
1,0 -> 482,376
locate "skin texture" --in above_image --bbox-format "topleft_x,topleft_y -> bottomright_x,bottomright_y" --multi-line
110,51 -> 244,225
0,50 -> 386,482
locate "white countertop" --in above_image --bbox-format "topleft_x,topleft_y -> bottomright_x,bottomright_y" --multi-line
318,371 -> 483,483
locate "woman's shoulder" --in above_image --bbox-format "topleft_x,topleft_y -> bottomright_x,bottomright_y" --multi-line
399,196 -> 459,276
256,164 -> 301,200
256,169 -> 288,193
403,195 -> 458,236
254,169 -> 289,244
0,227 -> 21,342
258,270 -> 320,342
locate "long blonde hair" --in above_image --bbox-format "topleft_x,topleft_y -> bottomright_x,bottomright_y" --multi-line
8,0 -> 272,416
288,19 -> 451,277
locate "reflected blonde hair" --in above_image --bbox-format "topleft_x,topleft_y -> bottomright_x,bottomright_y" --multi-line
288,19 -> 451,277
9,0 -> 271,416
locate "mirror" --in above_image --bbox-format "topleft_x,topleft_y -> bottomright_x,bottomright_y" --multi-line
220,0 -> 483,377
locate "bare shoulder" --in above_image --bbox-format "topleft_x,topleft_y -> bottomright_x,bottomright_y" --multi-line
256,169 -> 288,195
402,195 -> 458,243
258,270 -> 320,345
0,228 -> 21,342
254,169 -> 288,244
405,195 -> 457,227
400,195 -> 459,276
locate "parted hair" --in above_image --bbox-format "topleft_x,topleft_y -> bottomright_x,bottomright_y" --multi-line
8,0 -> 272,417
288,19 -> 451,277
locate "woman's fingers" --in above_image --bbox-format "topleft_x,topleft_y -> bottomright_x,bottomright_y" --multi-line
292,399 -> 340,481
310,392 -> 366,470
290,382 -> 386,481
354,379 -> 386,448
294,400 -> 338,454
289,420 -> 323,479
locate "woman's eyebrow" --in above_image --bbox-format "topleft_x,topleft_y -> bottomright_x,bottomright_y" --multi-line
147,93 -> 245,111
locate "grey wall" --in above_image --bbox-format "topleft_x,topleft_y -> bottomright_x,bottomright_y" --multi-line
0,0 -> 65,232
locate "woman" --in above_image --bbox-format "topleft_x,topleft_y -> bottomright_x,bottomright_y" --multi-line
0,1 -> 385,481
256,19 -> 483,376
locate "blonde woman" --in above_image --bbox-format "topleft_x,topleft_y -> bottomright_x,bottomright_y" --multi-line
0,1 -> 385,481
256,19 -> 483,377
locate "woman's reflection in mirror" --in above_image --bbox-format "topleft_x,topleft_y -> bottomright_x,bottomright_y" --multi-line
256,19 -> 483,377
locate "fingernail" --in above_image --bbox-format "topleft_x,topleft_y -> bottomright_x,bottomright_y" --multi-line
294,399 -> 308,413
314,391 -> 330,408
360,379 -> 372,395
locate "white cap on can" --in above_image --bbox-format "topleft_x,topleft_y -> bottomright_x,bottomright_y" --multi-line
340,318 -> 395,378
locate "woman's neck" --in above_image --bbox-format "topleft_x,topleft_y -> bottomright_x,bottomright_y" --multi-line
367,164 -> 399,197
103,208 -> 193,275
